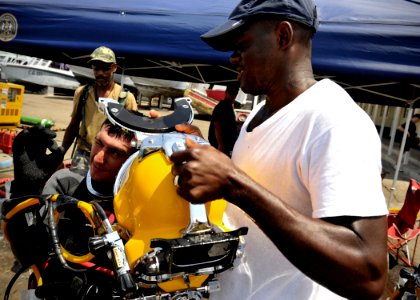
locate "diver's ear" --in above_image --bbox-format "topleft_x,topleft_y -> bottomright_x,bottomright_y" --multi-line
276,21 -> 293,49
111,63 -> 118,73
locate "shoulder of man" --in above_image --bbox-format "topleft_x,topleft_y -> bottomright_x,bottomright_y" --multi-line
124,93 -> 138,111
125,90 -> 136,103
42,168 -> 85,196
73,84 -> 92,103
212,101 -> 227,116
72,84 -> 93,118
73,85 -> 86,101
105,83 -> 137,110
112,83 -> 125,101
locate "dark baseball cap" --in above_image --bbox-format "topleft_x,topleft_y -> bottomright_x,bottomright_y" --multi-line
201,0 -> 319,51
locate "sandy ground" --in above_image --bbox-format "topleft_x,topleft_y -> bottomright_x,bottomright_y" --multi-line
0,92 -> 417,299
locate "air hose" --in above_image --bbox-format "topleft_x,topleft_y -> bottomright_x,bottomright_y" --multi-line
47,197 -> 86,273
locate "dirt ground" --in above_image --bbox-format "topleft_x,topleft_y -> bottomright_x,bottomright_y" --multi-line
0,92 -> 417,299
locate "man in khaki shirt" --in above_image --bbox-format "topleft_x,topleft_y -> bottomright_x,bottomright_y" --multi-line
62,46 -> 138,174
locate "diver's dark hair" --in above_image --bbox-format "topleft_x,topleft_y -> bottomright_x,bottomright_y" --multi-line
101,119 -> 134,144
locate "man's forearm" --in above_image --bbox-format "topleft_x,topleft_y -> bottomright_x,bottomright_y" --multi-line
62,119 -> 79,152
225,169 -> 387,299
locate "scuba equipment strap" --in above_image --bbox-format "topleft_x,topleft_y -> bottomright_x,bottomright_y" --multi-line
71,84 -> 92,158
76,84 -> 92,122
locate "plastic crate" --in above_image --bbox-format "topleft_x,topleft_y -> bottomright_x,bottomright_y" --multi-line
0,129 -> 17,154
0,82 -> 25,129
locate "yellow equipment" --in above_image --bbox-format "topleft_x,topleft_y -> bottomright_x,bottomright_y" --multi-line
0,82 -> 24,129
114,133 -> 247,296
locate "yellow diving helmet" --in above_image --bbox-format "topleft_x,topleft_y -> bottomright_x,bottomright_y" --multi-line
98,96 -> 248,298
113,133 -> 247,294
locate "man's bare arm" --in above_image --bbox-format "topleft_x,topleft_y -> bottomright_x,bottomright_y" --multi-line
61,116 -> 80,153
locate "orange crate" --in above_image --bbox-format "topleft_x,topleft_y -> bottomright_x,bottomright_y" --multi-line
0,129 -> 17,154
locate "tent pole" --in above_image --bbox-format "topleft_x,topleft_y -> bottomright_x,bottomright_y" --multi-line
388,107 -> 401,156
388,108 -> 413,207
120,58 -> 126,90
366,104 -> 372,116
379,105 -> 389,140
371,104 -> 379,124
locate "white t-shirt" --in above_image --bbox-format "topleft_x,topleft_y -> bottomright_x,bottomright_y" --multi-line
211,79 -> 388,299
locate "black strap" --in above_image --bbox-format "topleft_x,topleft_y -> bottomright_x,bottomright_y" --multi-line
71,84 -> 91,158
75,84 -> 91,122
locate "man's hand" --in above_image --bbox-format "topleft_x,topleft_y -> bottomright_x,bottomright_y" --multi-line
170,138 -> 234,203
149,109 -> 160,118
175,124 -> 204,138
11,125 -> 65,197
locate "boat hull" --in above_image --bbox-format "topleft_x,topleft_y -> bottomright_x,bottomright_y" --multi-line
184,89 -> 218,116
1,64 -> 80,90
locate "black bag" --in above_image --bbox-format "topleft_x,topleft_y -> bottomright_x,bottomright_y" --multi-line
1,196 -> 51,268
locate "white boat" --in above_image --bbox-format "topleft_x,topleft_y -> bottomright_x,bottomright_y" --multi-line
0,51 -> 80,90
129,76 -> 189,100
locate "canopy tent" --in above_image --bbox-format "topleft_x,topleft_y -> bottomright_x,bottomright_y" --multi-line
313,0 -> 420,108
0,0 -> 239,84
1,0 -> 420,203
0,0 -> 419,92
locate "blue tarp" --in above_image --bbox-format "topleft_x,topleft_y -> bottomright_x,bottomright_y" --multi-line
0,0 -> 419,104
314,0 -> 420,82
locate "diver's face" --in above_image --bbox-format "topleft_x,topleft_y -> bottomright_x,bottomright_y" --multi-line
90,126 -> 131,182
92,63 -> 117,87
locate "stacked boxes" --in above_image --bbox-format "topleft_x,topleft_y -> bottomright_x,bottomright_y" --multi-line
0,82 -> 25,130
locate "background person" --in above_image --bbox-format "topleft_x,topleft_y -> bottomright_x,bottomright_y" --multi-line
208,82 -> 240,156
396,113 -> 420,153
62,46 -> 138,174
171,0 -> 388,298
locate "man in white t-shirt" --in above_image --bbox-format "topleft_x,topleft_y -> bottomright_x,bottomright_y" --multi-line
171,0 -> 388,299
